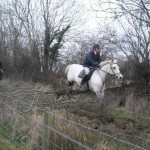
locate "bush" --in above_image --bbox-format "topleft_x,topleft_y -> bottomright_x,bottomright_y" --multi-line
32,72 -> 66,90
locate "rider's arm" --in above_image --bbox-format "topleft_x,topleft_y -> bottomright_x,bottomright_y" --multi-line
98,54 -> 101,63
86,52 -> 98,66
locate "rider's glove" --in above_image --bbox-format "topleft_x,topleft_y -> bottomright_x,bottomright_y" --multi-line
97,65 -> 101,69
95,63 -> 100,68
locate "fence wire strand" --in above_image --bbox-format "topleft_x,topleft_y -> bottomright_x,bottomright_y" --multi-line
0,91 -> 149,150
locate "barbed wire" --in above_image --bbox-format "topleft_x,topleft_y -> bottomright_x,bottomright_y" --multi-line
0,99 -> 92,150
0,91 -> 149,150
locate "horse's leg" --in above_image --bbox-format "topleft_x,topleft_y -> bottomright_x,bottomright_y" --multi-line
96,91 -> 105,115
66,81 -> 74,96
0,69 -> 3,80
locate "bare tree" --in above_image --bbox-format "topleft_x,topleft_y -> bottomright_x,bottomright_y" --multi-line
90,0 -> 150,85
11,0 -> 42,73
1,0 -> 85,78
40,0 -> 85,72
94,0 -> 150,24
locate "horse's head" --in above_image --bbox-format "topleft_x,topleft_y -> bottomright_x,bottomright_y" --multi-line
109,60 -> 123,79
100,59 -> 123,79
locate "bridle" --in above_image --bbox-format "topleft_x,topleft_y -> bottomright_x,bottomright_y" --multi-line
97,62 -> 121,86
110,63 -> 121,78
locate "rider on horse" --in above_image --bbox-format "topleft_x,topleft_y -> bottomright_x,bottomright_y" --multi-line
81,44 -> 102,86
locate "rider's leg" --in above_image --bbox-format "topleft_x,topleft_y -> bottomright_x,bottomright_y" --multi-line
81,74 -> 88,85
81,67 -> 89,86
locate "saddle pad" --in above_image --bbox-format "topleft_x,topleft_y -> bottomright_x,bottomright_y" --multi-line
78,69 -> 85,78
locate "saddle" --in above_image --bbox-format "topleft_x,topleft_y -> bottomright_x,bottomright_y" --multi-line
78,67 -> 96,80
78,67 -> 96,90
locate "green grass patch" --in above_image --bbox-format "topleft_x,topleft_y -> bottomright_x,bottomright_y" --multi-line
0,122 -> 30,150
0,140 -> 12,150
79,103 -> 100,114
0,122 -> 13,139
70,103 -> 100,120
133,115 -> 150,127
107,108 -> 150,127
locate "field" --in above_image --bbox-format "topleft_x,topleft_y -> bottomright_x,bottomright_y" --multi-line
0,79 -> 150,150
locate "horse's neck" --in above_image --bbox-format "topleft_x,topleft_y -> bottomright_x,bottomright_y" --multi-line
99,64 -> 110,79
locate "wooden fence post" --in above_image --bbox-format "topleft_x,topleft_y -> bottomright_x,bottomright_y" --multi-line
42,107 -> 51,150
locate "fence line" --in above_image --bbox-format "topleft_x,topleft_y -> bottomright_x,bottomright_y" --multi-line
0,92 -> 149,150
35,106 -> 149,150
0,100 -> 92,150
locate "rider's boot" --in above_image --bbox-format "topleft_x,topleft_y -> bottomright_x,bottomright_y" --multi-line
81,74 -> 88,86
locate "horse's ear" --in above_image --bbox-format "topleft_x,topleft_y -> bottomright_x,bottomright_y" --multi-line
113,60 -> 117,63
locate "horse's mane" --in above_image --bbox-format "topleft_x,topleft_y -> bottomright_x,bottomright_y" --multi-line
100,59 -> 118,67
100,60 -> 112,67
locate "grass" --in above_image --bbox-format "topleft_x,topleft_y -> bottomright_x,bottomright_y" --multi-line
70,104 -> 150,149
0,140 -> 12,150
72,100 -> 150,128
0,121 -> 30,150
0,122 -> 16,150
107,108 -> 150,128
0,122 -> 12,139
0,79 -> 149,150
46,111 -> 138,150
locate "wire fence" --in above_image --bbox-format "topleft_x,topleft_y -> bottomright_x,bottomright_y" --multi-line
0,91 -> 149,150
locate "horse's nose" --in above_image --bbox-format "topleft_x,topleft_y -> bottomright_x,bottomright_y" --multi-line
119,75 -> 123,79
116,74 -> 123,79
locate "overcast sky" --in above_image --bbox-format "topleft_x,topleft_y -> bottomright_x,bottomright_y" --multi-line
83,0 -> 98,30
82,0 -> 118,32
0,0 -> 122,34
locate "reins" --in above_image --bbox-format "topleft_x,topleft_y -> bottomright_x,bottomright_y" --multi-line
99,63 -> 120,76
96,68 -> 106,86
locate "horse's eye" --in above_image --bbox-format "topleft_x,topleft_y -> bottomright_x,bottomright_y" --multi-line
113,67 -> 116,69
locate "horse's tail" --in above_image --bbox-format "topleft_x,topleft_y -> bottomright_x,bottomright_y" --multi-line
65,65 -> 72,76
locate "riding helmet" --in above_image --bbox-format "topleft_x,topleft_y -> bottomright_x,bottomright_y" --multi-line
93,44 -> 100,49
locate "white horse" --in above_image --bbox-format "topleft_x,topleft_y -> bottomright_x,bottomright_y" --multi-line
65,60 -> 123,113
